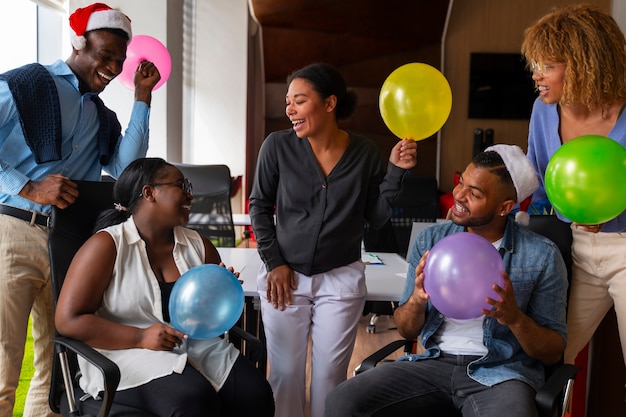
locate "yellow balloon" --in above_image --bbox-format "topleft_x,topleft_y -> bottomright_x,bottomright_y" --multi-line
379,63 -> 452,141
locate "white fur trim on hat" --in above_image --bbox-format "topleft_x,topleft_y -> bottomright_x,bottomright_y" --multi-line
70,3 -> 132,50
484,144 -> 539,203
515,211 -> 531,226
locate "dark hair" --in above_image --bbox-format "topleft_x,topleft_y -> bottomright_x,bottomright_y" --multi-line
86,28 -> 130,42
94,157 -> 171,231
286,62 -> 358,120
472,151 -> 516,201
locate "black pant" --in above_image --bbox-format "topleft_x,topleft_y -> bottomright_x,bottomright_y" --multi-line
114,355 -> 275,417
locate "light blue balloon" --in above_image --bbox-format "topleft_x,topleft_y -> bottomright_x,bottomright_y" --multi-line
169,264 -> 244,339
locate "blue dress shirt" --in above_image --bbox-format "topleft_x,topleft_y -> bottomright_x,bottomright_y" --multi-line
0,60 -> 150,214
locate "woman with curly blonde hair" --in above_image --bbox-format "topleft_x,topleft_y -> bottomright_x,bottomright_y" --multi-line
522,3 -> 626,366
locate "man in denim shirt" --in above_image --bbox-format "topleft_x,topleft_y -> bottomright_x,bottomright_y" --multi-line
325,145 -> 568,417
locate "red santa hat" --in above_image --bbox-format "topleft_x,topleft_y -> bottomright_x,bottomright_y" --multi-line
69,3 -> 132,50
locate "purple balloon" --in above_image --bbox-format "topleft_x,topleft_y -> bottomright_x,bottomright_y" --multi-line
423,232 -> 504,319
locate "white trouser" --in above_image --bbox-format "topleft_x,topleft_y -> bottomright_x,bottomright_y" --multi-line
257,261 -> 367,417
564,225 -> 626,365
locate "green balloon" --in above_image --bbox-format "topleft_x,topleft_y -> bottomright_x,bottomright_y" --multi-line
545,135 -> 626,224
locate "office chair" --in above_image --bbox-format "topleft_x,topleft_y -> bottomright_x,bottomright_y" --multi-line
48,180 -> 263,417
171,163 -> 236,247
354,215 -> 579,417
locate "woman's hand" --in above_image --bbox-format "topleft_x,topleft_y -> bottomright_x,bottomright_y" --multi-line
574,222 -> 604,233
139,323 -> 187,351
266,264 -> 297,311
219,262 -> 241,279
389,139 -> 418,169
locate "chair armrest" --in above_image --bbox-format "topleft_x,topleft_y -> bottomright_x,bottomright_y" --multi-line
355,339 -> 414,375
535,364 -> 580,417
52,336 -> 120,417
228,325 -> 264,366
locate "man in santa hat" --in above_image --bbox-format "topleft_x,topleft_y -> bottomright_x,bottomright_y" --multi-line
0,3 -> 161,416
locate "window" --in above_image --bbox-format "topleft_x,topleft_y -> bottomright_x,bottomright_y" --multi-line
0,1 -> 37,72
0,1 -> 69,73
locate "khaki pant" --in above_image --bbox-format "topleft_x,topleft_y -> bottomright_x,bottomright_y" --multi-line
564,225 -> 626,365
0,215 -> 59,417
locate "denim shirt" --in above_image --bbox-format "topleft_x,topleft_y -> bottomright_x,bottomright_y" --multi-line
398,219 -> 568,390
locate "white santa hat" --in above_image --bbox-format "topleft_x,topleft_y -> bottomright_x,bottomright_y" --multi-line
69,3 -> 132,50
484,144 -> 538,226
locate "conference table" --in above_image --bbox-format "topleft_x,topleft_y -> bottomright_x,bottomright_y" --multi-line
217,247 -> 409,301
216,247 -> 409,372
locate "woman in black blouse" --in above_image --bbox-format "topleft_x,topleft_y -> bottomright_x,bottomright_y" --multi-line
249,62 -> 417,417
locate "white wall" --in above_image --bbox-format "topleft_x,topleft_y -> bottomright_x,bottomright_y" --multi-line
0,1 -> 38,72
612,0 -> 626,34
188,1 -> 248,176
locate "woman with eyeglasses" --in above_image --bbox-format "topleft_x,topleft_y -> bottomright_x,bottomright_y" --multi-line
522,4 -> 626,366
55,157 -> 275,417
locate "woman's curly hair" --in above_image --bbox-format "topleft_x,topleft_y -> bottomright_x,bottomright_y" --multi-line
521,3 -> 626,111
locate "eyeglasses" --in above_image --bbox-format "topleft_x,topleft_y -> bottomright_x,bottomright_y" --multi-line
149,178 -> 193,196
530,62 -> 565,78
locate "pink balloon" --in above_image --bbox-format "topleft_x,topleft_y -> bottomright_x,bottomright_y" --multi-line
423,232 -> 504,320
117,35 -> 171,91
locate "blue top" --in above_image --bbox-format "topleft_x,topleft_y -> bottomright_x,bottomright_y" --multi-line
399,219 -> 568,390
0,60 -> 151,214
526,97 -> 626,232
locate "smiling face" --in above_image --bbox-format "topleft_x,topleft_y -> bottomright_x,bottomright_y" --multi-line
532,61 -> 567,105
146,165 -> 194,226
285,78 -> 336,138
67,29 -> 128,94
449,163 -> 514,233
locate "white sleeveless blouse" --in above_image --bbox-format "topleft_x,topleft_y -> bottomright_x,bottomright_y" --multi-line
78,216 -> 239,398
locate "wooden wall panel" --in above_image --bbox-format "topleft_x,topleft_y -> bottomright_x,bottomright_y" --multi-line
258,0 -> 613,190
439,0 -> 610,191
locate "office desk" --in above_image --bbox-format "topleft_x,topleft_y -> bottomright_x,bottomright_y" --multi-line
217,247 -> 408,300
187,213 -> 253,227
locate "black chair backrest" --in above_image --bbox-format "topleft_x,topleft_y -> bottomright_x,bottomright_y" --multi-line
171,163 -> 236,247
526,215 -> 573,385
48,180 -> 116,306
527,215 -> 573,278
48,180 -> 116,414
